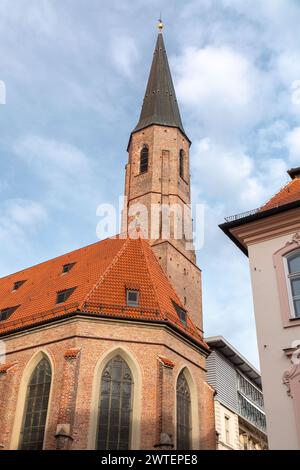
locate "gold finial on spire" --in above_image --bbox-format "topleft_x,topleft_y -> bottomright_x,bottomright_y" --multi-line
157,16 -> 164,31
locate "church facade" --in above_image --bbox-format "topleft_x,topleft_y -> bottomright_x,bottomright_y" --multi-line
0,27 -> 216,451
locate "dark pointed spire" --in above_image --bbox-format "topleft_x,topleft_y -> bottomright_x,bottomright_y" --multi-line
133,30 -> 187,138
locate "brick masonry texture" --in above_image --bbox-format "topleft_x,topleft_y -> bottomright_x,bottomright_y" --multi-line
0,317 -> 216,450
123,125 -> 203,331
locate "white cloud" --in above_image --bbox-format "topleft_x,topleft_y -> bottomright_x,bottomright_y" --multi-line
173,45 -> 269,140
286,127 -> 300,164
191,138 -> 286,211
6,199 -> 47,226
256,120 -> 290,156
193,138 -> 254,203
176,46 -> 253,106
0,0 -> 53,33
14,135 -> 91,179
0,199 -> 47,241
12,134 -> 105,217
110,35 -> 139,78
191,134 -> 288,368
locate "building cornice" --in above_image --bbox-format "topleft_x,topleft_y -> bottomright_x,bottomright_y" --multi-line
220,203 -> 300,256
0,311 -> 210,358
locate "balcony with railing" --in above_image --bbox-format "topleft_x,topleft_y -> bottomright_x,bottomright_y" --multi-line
224,208 -> 259,223
237,373 -> 267,432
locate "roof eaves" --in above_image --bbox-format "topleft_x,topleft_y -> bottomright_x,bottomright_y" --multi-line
206,335 -> 261,386
127,124 -> 191,152
219,199 -> 300,257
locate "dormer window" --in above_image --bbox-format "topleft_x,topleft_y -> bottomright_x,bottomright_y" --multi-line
12,280 -> 26,292
172,301 -> 187,325
56,287 -> 76,304
126,289 -> 139,307
62,263 -> 76,274
286,251 -> 300,318
0,306 -> 19,321
140,145 -> 149,174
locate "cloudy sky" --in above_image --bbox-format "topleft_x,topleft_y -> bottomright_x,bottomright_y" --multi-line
1,0 -> 300,367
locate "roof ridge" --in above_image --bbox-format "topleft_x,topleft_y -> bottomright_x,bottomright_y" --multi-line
138,238 -> 164,317
139,238 -> 185,313
79,238 -> 129,308
139,239 -> 205,345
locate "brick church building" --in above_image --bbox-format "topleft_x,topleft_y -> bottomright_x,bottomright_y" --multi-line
0,24 -> 215,450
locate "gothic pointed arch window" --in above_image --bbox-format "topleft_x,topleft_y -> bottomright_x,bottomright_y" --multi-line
140,145 -> 149,174
176,370 -> 192,450
96,355 -> 133,450
19,357 -> 52,450
179,149 -> 184,179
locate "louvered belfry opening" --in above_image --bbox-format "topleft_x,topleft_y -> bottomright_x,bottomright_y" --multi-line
140,145 -> 149,174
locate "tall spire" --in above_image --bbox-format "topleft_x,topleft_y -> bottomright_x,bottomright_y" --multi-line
133,27 -> 186,137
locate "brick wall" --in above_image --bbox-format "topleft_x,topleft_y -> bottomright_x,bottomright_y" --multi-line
122,125 -> 203,331
0,316 -> 215,450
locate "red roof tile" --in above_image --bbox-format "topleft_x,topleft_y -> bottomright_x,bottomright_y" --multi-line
0,237 -> 208,350
64,348 -> 81,359
260,177 -> 300,212
158,357 -> 175,368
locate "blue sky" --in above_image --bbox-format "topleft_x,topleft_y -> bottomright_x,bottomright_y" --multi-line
1,0 -> 300,367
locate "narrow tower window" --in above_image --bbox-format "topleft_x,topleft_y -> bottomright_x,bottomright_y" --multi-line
176,370 -> 192,450
96,355 -> 133,450
19,357 -> 52,450
179,149 -> 184,179
140,145 -> 149,174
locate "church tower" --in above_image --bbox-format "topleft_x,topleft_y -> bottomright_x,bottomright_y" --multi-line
0,21 -> 216,452
122,22 -> 203,331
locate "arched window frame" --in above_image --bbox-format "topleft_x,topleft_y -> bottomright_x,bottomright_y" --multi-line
179,149 -> 185,180
174,367 -> 199,450
273,235 -> 300,328
19,357 -> 52,450
285,250 -> 300,320
140,145 -> 149,174
10,351 -> 54,450
88,347 -> 142,450
96,355 -> 133,450
176,370 -> 191,450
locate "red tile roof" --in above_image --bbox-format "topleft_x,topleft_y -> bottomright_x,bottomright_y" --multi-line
64,348 -> 81,359
260,177 -> 300,212
0,237 -> 207,350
